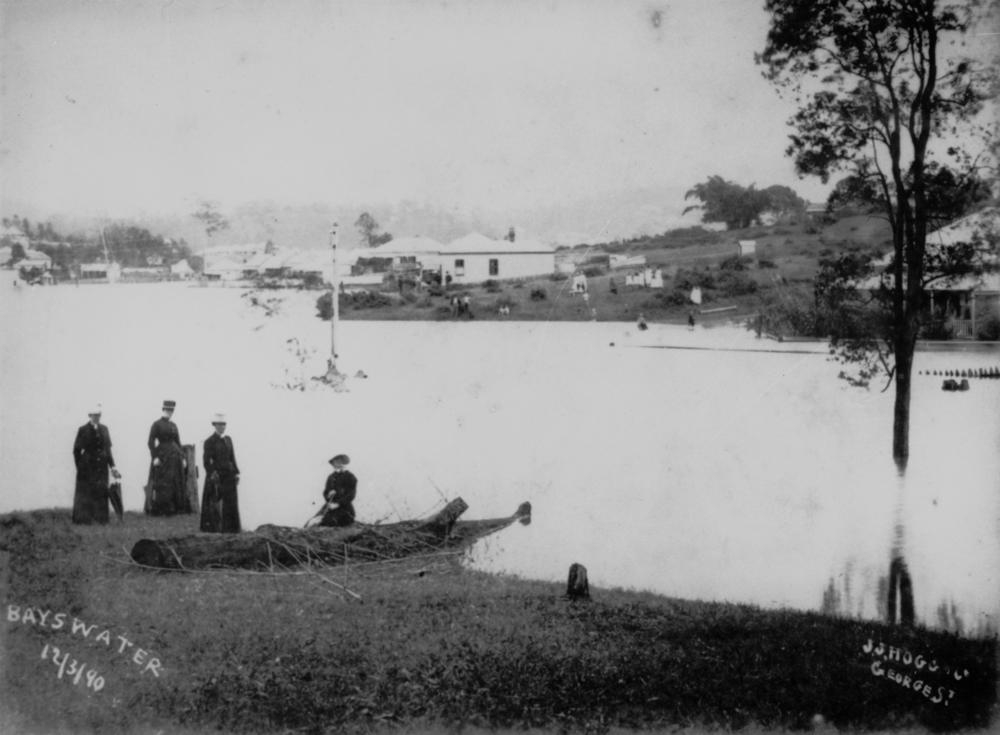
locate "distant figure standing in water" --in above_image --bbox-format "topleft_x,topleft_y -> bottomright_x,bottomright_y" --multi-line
72,404 -> 121,524
688,311 -> 696,330
637,313 -> 648,331
147,400 -> 189,515
200,413 -> 241,533
319,454 -> 357,527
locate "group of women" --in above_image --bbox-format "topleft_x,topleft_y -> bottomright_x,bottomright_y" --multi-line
71,400 -> 357,533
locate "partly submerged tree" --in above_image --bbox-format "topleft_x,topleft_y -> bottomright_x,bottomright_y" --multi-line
758,0 -> 997,626
759,0 -> 996,466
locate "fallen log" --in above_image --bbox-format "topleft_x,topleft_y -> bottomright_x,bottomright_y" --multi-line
130,498 -> 530,571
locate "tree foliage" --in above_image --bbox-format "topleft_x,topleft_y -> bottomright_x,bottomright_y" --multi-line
355,212 -> 393,247
684,176 -> 805,229
758,0 -> 997,466
193,201 -> 230,239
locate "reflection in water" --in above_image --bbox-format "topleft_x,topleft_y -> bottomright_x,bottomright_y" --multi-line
823,445 -> 999,638
887,465 -> 915,627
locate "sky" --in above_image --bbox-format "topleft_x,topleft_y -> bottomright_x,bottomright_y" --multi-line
0,0 -> 868,231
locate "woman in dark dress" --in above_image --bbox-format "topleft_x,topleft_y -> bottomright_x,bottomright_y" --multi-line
200,413 -> 242,533
147,400 -> 189,515
72,404 -> 121,524
319,454 -> 357,527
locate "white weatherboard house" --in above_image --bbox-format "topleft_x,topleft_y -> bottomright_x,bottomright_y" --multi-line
440,233 -> 555,284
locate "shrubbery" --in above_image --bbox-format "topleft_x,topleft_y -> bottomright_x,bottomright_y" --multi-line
316,290 -> 395,319
482,279 -> 502,293
530,288 -> 547,301
976,315 -> 1000,341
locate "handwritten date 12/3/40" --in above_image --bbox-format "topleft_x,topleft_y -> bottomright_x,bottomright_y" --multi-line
40,643 -> 105,692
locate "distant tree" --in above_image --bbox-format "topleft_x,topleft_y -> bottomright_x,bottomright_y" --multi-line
507,226 -> 516,242
762,185 -> 808,221
9,243 -> 27,264
759,0 -> 997,626
193,201 -> 230,239
354,212 -> 393,247
683,176 -> 777,229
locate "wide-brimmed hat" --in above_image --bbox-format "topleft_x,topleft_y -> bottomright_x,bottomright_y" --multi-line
211,412 -> 227,424
328,454 -> 350,466
162,400 -> 177,411
88,403 -> 103,416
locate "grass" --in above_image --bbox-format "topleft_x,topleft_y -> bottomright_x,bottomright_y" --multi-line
1,509 -> 997,734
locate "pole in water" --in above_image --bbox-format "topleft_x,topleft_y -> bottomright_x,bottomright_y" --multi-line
323,222 -> 345,384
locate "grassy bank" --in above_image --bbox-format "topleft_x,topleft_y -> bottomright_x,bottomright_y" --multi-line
1,510 -> 996,734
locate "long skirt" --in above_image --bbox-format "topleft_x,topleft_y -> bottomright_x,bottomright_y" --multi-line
148,443 -> 189,516
72,470 -> 109,525
319,503 -> 355,527
200,475 -> 241,533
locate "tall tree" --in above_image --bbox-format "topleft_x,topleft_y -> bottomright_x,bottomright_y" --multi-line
759,0 -> 996,625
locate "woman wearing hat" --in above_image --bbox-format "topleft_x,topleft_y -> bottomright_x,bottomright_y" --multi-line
72,404 -> 121,524
319,454 -> 357,527
200,413 -> 241,533
146,400 -> 189,516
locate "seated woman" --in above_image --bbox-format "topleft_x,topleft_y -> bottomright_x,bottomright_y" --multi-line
319,454 -> 356,527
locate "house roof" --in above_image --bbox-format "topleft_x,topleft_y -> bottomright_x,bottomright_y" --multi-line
442,233 -> 554,254
203,257 -> 244,272
369,236 -> 443,257
1,225 -> 29,240
927,207 -> 999,247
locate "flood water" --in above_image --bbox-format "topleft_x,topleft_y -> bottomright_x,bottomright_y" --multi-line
2,282 -> 998,633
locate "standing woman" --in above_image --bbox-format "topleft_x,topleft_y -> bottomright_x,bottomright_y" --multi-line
147,399 -> 189,515
72,404 -> 121,524
200,413 -> 241,533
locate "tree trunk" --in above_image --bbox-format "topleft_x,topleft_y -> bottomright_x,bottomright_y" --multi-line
892,348 -> 913,463
888,336 -> 917,627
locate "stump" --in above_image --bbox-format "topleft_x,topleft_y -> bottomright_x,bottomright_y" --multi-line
566,562 -> 590,600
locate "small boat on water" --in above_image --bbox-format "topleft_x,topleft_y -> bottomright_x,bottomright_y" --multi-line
129,498 -> 530,571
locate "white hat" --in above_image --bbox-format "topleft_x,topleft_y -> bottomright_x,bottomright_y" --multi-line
88,403 -> 103,415
211,412 -> 227,424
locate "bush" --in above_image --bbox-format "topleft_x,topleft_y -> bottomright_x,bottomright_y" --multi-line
482,279 -> 502,293
653,289 -> 691,307
715,269 -> 758,297
549,272 -> 569,281
921,317 -> 953,340
315,291 -> 394,319
976,315 -> 1000,341
530,288 -> 547,301
757,259 -> 777,269
581,265 -> 605,277
673,267 -> 715,292
719,255 -> 752,271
